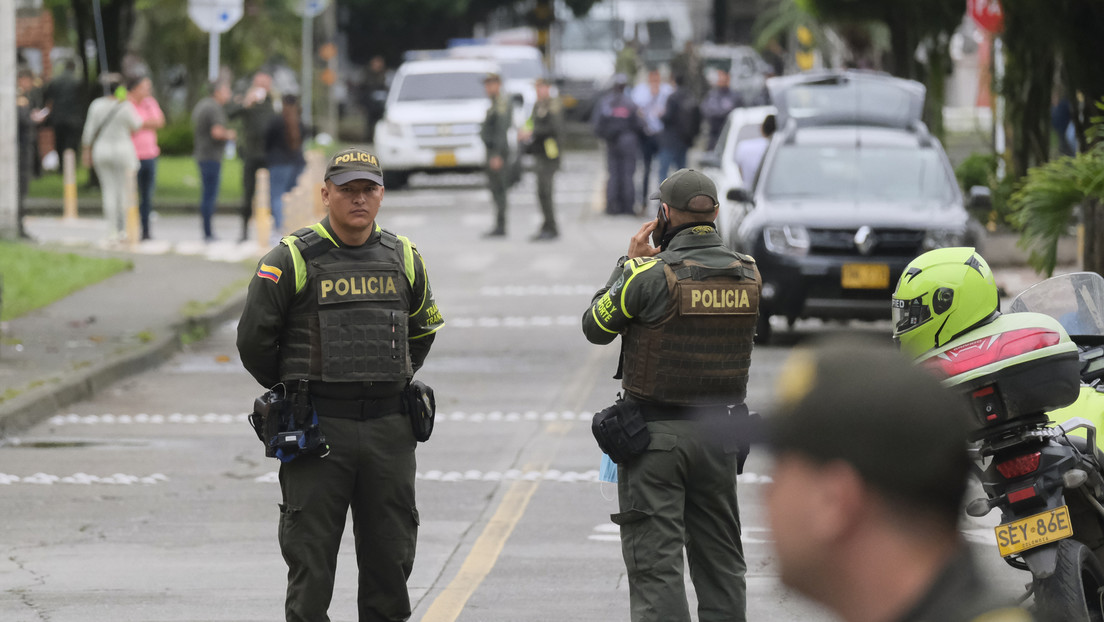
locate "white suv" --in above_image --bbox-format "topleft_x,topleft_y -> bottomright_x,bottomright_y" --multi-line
374,58 -> 508,189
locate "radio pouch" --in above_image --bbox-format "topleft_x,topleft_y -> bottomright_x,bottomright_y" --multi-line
250,386 -> 287,457
591,397 -> 651,464
403,380 -> 436,442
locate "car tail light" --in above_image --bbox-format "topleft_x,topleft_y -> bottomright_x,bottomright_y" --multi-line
996,452 -> 1041,479
920,329 -> 1061,378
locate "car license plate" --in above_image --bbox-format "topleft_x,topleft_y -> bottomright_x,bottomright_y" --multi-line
841,263 -> 889,289
995,506 -> 1073,557
433,151 -> 457,167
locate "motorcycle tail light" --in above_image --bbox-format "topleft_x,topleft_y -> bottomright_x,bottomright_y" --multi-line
920,329 -> 1061,378
996,452 -> 1041,479
1006,485 -> 1038,504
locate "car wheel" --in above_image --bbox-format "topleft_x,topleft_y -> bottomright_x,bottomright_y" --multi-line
383,171 -> 410,190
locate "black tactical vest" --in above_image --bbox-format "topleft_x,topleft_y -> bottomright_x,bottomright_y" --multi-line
621,258 -> 760,405
278,226 -> 413,384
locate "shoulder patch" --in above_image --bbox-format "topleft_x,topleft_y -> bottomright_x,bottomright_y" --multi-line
257,263 -> 282,283
631,256 -> 660,268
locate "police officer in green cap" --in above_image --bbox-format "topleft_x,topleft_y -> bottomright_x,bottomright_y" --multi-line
582,168 -> 761,622
237,147 -> 444,622
481,72 -> 513,237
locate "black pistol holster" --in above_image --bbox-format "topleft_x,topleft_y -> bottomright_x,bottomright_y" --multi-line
402,380 -> 436,442
591,395 -> 652,464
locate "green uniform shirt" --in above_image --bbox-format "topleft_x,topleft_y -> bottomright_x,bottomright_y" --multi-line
481,93 -> 513,161
529,97 -> 564,162
237,217 -> 444,390
582,224 -> 741,344
227,96 -> 276,160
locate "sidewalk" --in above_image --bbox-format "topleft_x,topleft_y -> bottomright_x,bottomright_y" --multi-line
0,214 -> 260,436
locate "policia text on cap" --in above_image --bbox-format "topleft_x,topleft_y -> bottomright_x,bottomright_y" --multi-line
236,147 -> 444,621
581,169 -> 763,622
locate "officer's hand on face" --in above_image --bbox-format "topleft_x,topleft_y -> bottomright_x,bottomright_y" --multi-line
628,219 -> 662,259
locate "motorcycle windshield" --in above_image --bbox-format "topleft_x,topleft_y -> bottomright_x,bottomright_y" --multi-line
1009,272 -> 1104,338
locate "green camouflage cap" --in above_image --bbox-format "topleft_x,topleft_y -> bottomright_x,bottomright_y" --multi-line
649,169 -> 719,212
763,335 -> 973,516
325,147 -> 384,186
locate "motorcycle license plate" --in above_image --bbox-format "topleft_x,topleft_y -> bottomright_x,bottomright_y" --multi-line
994,505 -> 1073,557
433,151 -> 457,167
841,263 -> 889,289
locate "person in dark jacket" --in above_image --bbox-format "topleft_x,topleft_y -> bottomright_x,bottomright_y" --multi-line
228,70 -> 276,242
700,70 -> 742,152
657,75 -> 700,182
593,74 -> 642,215
480,73 -> 513,237
265,94 -> 307,240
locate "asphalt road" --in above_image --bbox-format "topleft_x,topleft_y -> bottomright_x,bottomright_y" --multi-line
0,152 -> 1026,621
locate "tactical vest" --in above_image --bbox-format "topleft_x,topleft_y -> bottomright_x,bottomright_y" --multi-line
621,258 -> 760,405
278,224 -> 416,384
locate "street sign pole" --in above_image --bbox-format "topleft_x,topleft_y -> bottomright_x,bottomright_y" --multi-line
209,32 -> 220,83
297,0 -> 328,130
187,0 -> 244,82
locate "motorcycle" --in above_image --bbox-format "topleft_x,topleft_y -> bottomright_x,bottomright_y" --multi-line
914,271 -> 1104,621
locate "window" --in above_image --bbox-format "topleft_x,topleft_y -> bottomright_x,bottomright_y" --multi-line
396,73 -> 487,102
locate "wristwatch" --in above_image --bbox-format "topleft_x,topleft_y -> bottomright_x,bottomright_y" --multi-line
616,255 -> 630,268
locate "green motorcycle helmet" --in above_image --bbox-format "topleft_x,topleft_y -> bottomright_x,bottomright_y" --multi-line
892,247 -> 1000,358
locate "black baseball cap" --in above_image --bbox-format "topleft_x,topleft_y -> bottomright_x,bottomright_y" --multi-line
325,148 -> 384,186
649,169 -> 719,212
763,336 -> 973,516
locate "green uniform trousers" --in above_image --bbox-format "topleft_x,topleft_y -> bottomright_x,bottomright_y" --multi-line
487,166 -> 509,230
279,413 -> 418,622
535,158 -> 558,234
614,420 -> 747,622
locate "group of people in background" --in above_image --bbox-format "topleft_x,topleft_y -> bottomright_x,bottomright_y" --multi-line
593,42 -> 749,217
15,61 -> 306,246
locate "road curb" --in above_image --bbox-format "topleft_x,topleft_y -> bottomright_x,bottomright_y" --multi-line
0,292 -> 248,438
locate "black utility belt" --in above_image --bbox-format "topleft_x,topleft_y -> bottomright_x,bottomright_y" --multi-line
627,399 -> 745,422
311,394 -> 404,420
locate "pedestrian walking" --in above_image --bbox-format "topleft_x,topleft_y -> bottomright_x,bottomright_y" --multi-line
191,80 -> 236,242
228,70 -> 276,242
700,70 -> 742,152
264,94 -> 307,239
480,72 -> 513,237
81,73 -> 142,242
631,68 -> 673,210
761,337 -> 1032,622
519,77 -> 564,241
734,114 -> 775,189
127,75 -> 165,240
43,59 -> 85,170
593,73 -> 642,215
236,147 -> 444,622
657,75 -> 700,182
582,169 -> 761,622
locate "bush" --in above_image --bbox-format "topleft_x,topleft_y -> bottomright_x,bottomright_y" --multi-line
954,152 -> 1020,227
159,117 -> 195,157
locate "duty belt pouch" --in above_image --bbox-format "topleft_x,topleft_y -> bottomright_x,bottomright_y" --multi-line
250,386 -> 287,458
591,397 -> 651,464
403,380 -> 436,442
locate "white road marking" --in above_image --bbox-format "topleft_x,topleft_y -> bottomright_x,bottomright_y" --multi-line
0,472 -> 169,485
253,469 -> 777,485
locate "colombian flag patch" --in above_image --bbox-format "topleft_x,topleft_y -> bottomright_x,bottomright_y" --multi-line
257,263 -> 282,283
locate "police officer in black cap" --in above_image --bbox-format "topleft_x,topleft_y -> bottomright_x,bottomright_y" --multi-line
582,169 -> 761,622
237,147 -> 444,622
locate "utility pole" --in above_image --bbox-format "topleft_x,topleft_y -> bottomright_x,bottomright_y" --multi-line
0,1 -> 17,239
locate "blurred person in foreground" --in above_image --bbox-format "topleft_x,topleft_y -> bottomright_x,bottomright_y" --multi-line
127,75 -> 165,241
264,93 -> 307,240
480,72 -> 513,237
762,338 -> 1032,622
81,73 -> 142,242
228,70 -> 276,242
582,169 -> 761,621
237,147 -> 444,621
191,79 -> 236,242
593,73 -> 642,215
518,77 -> 564,241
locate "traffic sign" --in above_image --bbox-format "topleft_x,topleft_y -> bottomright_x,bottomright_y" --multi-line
968,0 -> 1004,34
188,0 -> 244,34
294,0 -> 328,18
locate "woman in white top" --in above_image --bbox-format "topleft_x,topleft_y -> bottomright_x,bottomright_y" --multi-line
81,73 -> 142,240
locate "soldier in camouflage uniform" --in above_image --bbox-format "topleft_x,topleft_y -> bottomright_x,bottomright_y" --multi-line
237,148 -> 444,622
480,73 -> 513,237
582,169 -> 761,622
